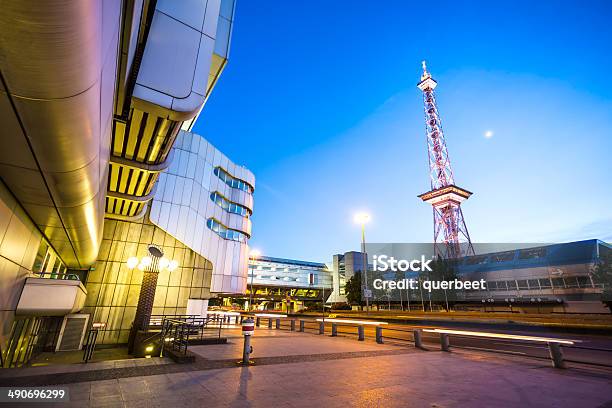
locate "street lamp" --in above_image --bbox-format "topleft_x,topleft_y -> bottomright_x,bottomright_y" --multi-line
126,245 -> 179,353
248,249 -> 261,311
354,212 -> 370,313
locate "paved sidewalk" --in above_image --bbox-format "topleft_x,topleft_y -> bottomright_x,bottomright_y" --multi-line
1,328 -> 610,407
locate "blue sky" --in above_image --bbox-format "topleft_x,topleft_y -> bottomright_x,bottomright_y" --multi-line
193,0 -> 612,263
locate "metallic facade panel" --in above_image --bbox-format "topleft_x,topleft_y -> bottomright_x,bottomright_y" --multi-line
149,131 -> 254,294
0,0 -> 121,268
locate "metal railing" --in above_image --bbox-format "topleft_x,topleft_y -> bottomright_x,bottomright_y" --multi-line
151,314 -> 229,356
256,315 -> 612,370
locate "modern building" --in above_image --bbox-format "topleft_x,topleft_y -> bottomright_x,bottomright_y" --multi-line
0,0 -> 246,366
327,251 -> 368,304
223,256 -> 332,312
454,239 -> 610,313
83,131 -> 254,345
370,240 -> 610,313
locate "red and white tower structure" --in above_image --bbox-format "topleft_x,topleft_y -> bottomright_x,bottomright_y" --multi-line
417,61 -> 475,259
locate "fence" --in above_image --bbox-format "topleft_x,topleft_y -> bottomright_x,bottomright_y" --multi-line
250,314 -> 612,370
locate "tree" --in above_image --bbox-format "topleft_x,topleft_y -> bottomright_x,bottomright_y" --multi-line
419,257 -> 459,311
345,273 -> 364,307
592,250 -> 612,313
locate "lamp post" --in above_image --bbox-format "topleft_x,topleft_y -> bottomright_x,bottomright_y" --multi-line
354,212 -> 370,313
126,245 -> 178,353
248,249 -> 261,311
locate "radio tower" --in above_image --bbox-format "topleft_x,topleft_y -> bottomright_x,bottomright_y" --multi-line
417,61 -> 475,259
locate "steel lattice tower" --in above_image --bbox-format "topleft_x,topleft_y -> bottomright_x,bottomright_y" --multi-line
417,61 -> 475,259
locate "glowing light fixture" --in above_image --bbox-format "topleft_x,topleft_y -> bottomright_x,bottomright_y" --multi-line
125,255 -> 179,272
140,256 -> 152,267
316,318 -> 387,326
353,212 -> 370,225
159,257 -> 170,270
422,328 -> 576,345
126,257 -> 139,269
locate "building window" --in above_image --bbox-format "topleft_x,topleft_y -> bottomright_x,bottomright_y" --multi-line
527,279 -> 540,290
552,278 -> 565,288
576,276 -> 592,288
490,251 -> 515,262
206,218 -> 249,243
210,191 -> 251,216
539,278 -> 552,289
518,247 -> 546,260
564,276 -> 579,288
465,255 -> 488,265
214,167 -> 254,193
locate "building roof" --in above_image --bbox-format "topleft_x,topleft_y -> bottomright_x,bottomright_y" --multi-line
457,239 -> 610,274
253,256 -> 327,269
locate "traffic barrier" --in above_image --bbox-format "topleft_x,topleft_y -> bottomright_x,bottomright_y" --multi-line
376,326 -> 383,344
440,333 -> 450,351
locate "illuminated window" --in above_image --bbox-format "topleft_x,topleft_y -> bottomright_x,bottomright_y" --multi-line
210,192 -> 251,216
206,218 -> 249,243
214,167 -> 254,193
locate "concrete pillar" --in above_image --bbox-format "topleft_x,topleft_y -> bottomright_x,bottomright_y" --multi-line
275,318 -> 280,329
358,325 -> 365,341
376,326 -> 383,344
299,320 -> 305,332
440,333 -> 450,351
290,320 -> 296,331
319,321 -> 325,335
331,323 -> 337,337
268,318 -> 273,329
413,329 -> 423,349
548,342 -> 566,369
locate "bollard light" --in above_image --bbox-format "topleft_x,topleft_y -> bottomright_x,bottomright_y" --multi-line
240,318 -> 255,366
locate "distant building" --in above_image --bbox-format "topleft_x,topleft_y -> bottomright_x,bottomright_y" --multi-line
455,239 -> 610,313
327,251 -> 368,304
223,256 -> 332,312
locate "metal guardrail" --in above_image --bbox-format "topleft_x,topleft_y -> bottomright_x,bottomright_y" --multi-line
255,315 -> 612,370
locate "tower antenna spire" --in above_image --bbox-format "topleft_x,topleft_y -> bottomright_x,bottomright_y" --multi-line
416,63 -> 475,259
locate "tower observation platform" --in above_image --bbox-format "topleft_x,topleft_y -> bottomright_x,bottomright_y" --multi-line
417,62 -> 475,259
